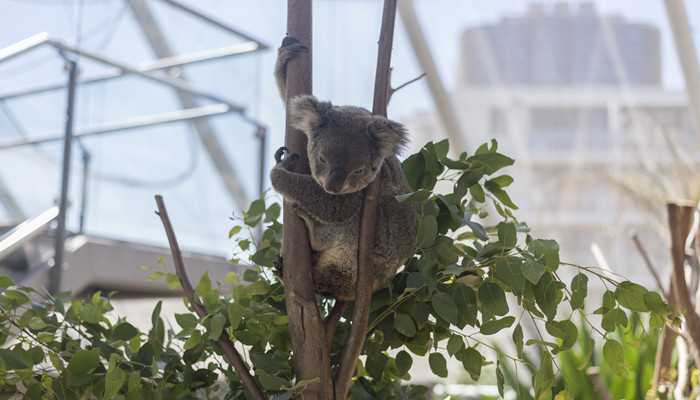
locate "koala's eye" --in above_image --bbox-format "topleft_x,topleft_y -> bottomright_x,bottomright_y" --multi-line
319,155 -> 327,165
351,167 -> 366,176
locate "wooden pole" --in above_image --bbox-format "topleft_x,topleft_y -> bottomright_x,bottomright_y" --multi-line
334,1 -> 398,398
281,1 -> 332,398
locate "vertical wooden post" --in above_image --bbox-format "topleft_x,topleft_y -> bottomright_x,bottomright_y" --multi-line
334,1 -> 398,398
282,1 -> 333,398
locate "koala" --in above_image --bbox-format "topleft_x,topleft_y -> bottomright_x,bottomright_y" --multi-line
270,37 -> 417,300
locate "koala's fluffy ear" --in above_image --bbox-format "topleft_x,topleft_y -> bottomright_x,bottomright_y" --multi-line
289,95 -> 331,135
368,116 -> 409,157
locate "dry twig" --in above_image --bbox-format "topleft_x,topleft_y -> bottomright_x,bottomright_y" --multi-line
154,195 -> 266,400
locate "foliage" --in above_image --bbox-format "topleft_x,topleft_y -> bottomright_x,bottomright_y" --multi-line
0,139 -> 672,399
497,313 -> 659,399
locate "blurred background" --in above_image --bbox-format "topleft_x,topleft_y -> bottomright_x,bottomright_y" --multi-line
0,0 -> 699,396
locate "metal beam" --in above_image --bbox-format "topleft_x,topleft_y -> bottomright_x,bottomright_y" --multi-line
49,60 -> 78,295
128,0 -> 250,209
664,0 -> 700,139
398,0 -> 468,152
0,104 -> 233,149
0,42 -> 261,101
158,0 -> 269,49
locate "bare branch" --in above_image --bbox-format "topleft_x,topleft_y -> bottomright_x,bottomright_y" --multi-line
631,234 -> 667,299
154,195 -> 266,400
334,1 -> 398,398
388,72 -> 426,102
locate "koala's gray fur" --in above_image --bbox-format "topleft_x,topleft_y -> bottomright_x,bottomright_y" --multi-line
270,37 -> 417,300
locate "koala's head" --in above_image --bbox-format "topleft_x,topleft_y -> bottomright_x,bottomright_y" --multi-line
289,95 -> 408,195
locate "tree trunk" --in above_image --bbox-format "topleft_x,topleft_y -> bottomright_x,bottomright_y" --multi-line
281,1 -> 333,398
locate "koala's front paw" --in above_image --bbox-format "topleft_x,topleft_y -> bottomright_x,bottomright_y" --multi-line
273,146 -> 300,171
278,36 -> 308,66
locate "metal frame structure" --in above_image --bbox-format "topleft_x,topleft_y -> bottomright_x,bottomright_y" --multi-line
0,0 -> 270,293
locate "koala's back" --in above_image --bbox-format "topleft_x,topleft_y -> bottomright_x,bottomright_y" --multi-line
308,157 -> 417,300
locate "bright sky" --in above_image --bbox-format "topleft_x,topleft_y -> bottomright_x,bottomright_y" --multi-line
0,0 -> 697,254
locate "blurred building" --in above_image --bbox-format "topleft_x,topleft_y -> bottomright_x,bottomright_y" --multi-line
407,2 -> 694,284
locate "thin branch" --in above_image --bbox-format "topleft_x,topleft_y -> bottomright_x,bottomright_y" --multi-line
154,195 -> 266,400
667,202 -> 700,369
334,1 -> 398,398
631,233 -> 667,299
388,72 -> 426,102
324,300 -> 347,348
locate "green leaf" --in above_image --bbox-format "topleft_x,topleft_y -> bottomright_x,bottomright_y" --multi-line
244,199 -> 266,226
395,350 -> 413,376
528,240 -> 560,271
468,152 -> 514,174
485,183 -> 518,209
458,347 -> 484,380
104,354 -> 126,399
513,324 -> 524,358
570,273 -> 588,310
428,353 -> 448,378
494,257 -> 525,295
112,322 -> 139,341
534,353 -> 554,400
644,292 -> 669,314
394,313 -> 417,337
535,273 -> 564,320
228,225 -> 242,238
446,335 -> 464,356
479,282 -> 508,320
265,203 -> 281,222
615,281 -> 649,312
417,215 -> 438,248
366,352 -> 389,380
522,259 -> 546,285
451,284 -> 478,328
228,302 -> 244,330
431,291 -> 459,325
68,349 -> 100,375
0,276 -> 15,288
497,222 -> 517,248
208,314 -> 226,340
470,184 -> 485,202
184,329 -> 202,350
545,320 -> 578,352
195,272 -> 212,298
480,316 -> 515,335
256,369 -> 289,391
487,175 -> 514,188
603,339 -> 626,372
601,308 -> 628,332
0,349 -> 30,369
175,313 -> 198,331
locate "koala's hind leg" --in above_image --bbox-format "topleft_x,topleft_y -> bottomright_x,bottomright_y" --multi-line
274,36 -> 308,101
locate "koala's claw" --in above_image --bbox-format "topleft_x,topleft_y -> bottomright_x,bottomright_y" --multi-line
274,146 -> 289,164
278,36 -> 308,62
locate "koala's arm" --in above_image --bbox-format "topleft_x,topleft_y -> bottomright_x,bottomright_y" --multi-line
270,165 -> 362,223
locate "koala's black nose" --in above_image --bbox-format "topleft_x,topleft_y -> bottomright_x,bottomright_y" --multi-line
325,169 -> 346,194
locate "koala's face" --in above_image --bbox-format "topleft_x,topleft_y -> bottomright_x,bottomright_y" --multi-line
290,95 -> 408,194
